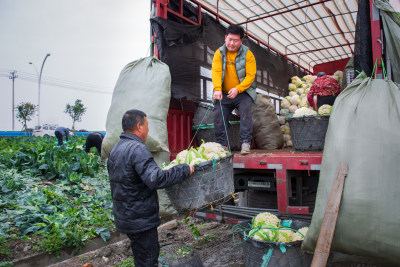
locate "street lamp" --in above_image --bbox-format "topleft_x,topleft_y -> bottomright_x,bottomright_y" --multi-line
29,53 -> 51,126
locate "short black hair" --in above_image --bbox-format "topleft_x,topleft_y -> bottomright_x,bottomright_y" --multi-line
122,109 -> 147,132
317,72 -> 326,77
226,24 -> 244,39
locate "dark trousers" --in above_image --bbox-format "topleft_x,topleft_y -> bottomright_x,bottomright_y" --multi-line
54,131 -> 66,145
85,134 -> 103,156
213,92 -> 253,146
317,95 -> 337,109
126,227 -> 159,267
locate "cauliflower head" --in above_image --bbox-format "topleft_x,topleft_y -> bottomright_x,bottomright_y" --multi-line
190,158 -> 207,165
199,142 -> 227,160
281,98 -> 291,109
249,226 -> 279,242
252,212 -> 280,227
293,107 -> 317,118
277,228 -> 294,243
318,104 -> 332,115
292,227 -> 309,241
288,83 -> 297,91
291,76 -> 303,87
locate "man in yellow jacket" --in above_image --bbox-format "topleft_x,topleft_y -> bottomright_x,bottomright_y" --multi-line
212,24 -> 257,155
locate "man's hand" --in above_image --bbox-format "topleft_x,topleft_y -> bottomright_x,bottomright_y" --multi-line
227,88 -> 239,99
189,165 -> 195,175
213,90 -> 223,100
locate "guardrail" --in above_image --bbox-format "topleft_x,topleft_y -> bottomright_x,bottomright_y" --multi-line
0,131 -> 106,137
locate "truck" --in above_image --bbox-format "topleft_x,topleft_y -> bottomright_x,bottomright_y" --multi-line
149,0 -> 397,216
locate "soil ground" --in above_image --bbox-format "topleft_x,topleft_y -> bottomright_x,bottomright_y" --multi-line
49,215 -> 245,267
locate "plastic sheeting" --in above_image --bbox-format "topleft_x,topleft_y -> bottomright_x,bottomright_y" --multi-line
101,56 -> 177,216
375,0 -> 400,84
302,74 -> 400,265
101,56 -> 171,160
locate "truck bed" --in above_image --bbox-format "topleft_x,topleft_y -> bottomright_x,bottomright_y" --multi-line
232,148 -> 323,214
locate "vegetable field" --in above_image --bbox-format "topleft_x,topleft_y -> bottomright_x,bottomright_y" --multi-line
0,136 -> 113,261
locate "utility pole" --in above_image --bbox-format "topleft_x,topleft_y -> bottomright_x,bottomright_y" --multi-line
9,71 -> 18,131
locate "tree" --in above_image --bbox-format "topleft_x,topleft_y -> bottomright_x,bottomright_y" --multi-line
64,99 -> 87,132
16,102 -> 37,135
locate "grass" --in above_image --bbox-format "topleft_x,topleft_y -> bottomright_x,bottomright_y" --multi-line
113,257 -> 135,267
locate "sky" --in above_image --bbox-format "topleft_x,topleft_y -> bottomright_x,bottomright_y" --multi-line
0,0 -> 151,131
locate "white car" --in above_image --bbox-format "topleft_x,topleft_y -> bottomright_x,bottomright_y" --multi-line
33,124 -> 58,137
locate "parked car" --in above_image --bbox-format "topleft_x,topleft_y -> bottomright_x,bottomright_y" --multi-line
32,124 -> 58,137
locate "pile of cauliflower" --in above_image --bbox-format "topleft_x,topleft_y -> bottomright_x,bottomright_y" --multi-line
248,212 -> 309,243
162,142 -> 229,170
279,72 -> 341,147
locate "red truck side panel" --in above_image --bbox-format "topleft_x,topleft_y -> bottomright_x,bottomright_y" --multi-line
167,109 -> 194,160
233,150 -> 323,214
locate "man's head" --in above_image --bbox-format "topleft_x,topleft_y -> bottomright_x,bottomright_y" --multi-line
122,109 -> 149,142
225,24 -> 244,52
317,72 -> 326,78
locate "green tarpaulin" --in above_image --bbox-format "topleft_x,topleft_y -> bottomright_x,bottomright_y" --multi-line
302,74 -> 400,265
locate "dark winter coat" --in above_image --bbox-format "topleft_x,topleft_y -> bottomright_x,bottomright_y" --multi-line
107,132 -> 190,233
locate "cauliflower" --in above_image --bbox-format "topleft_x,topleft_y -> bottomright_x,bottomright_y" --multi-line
289,105 -> 298,113
176,149 -> 197,164
249,226 -> 279,242
190,158 -> 207,165
303,75 -> 313,83
293,107 -> 317,118
289,91 -> 297,97
288,83 -> 297,91
305,87 -> 310,95
281,125 -> 290,134
198,142 -> 227,160
291,76 -> 303,87
318,104 -> 332,115
292,227 -> 309,241
296,88 -> 305,95
299,98 -> 309,108
278,115 -> 285,125
290,95 -> 300,105
333,70 -> 343,79
162,159 -> 177,170
278,228 -> 294,243
281,98 -> 291,109
252,212 -> 280,227
280,109 -> 289,116
330,75 -> 339,81
311,76 -> 317,83
300,83 -> 308,89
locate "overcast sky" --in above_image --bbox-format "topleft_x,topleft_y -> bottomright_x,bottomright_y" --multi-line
0,0 -> 151,131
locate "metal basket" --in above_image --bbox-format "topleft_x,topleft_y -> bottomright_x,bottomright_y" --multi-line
166,155 -> 234,213
236,220 -> 312,267
286,115 -> 330,151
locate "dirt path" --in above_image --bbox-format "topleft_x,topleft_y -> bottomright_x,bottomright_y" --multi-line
50,216 -> 245,267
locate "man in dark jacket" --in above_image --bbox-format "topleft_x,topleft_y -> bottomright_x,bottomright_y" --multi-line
84,132 -> 104,156
54,126 -> 69,145
107,109 -> 194,267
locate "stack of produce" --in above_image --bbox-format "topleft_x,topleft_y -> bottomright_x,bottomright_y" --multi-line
279,75 -> 316,147
247,212 -> 309,243
279,72 -> 342,147
162,142 -> 229,170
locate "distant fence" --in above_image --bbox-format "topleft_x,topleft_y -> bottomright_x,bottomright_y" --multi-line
0,131 -> 106,137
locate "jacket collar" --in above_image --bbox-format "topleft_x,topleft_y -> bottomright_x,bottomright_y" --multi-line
220,44 -> 244,56
120,132 -> 145,144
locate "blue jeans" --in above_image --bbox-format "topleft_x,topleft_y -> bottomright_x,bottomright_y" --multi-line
213,92 -> 253,146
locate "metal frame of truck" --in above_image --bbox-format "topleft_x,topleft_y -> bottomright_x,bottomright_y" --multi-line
152,0 -> 386,215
